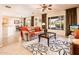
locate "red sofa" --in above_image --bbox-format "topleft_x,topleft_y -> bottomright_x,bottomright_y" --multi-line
20,26 -> 43,41
19,26 -> 30,40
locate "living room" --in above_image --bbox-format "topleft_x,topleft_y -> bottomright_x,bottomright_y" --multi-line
0,4 -> 79,55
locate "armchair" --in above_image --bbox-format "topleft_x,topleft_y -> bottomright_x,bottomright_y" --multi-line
19,26 -> 30,40
73,29 -> 79,39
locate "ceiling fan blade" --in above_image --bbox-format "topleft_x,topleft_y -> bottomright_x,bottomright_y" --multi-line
42,8 -> 45,12
48,8 -> 52,10
40,4 -> 45,8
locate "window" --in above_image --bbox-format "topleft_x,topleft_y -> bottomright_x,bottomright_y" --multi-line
48,15 -> 64,30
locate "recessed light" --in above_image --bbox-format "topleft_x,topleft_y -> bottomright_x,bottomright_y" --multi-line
5,5 -> 11,8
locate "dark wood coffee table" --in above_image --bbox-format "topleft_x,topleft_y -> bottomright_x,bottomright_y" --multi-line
39,32 -> 56,46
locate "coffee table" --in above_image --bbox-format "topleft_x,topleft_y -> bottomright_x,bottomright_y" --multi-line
39,32 -> 56,46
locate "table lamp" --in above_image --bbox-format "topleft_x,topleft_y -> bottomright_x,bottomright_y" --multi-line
42,23 -> 47,33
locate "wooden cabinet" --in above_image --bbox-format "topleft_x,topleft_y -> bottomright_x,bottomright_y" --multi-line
72,43 -> 79,55
72,39 -> 79,55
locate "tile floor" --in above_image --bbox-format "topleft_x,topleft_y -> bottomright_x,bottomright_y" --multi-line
0,41 -> 32,55
0,28 -> 32,55
0,27 -> 73,55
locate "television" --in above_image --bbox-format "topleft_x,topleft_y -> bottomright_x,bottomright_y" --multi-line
70,25 -> 79,31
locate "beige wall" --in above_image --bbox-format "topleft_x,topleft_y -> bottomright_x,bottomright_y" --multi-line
77,8 -> 79,25
0,17 -> 2,47
47,11 -> 66,36
32,14 -> 42,27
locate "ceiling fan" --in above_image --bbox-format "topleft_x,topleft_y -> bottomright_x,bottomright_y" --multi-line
38,4 -> 52,12
5,5 -> 11,8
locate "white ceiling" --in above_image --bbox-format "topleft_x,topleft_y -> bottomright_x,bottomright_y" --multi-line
0,4 -> 79,17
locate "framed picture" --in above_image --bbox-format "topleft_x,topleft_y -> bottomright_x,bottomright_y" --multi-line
14,20 -> 19,24
48,15 -> 64,30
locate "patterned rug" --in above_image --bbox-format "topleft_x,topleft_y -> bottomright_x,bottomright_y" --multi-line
22,37 -> 71,55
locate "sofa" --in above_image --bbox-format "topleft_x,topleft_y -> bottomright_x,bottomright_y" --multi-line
19,26 -> 43,41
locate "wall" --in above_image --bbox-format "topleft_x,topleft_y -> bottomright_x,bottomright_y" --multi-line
32,14 -> 42,27
77,8 -> 79,25
47,11 -> 66,36
34,16 -> 42,27
0,17 -> 2,47
25,17 -> 31,27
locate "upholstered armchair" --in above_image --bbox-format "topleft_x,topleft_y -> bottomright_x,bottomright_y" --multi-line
73,29 -> 79,39
29,27 -> 44,40
19,26 -> 30,41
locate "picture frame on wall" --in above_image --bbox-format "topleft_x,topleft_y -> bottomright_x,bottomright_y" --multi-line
14,20 -> 20,24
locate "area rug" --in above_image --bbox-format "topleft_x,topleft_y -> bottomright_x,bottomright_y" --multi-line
22,38 -> 71,55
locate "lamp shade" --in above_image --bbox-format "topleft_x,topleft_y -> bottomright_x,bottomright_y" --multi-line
42,23 -> 45,25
